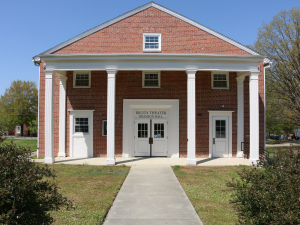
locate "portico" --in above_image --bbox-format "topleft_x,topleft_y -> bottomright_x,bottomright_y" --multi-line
40,53 -> 263,165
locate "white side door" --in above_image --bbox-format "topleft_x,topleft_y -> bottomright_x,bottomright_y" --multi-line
212,117 -> 229,157
152,120 -> 168,156
135,120 -> 150,156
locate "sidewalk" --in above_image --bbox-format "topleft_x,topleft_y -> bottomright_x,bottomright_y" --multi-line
33,157 -> 250,166
103,165 -> 203,225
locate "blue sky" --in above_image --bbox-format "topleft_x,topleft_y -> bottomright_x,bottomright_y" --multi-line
0,0 -> 298,95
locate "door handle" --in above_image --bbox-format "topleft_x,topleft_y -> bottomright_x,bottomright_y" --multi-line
149,137 -> 153,144
213,138 -> 215,144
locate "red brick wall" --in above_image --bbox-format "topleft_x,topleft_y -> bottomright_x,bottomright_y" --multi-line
66,71 -> 108,157
115,71 -> 187,157
196,71 -> 238,157
53,7 -> 250,55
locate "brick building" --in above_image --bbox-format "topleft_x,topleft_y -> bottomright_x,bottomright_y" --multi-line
33,2 -> 269,165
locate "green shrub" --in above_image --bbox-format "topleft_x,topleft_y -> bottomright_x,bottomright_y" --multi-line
227,149 -> 300,224
0,142 -> 74,224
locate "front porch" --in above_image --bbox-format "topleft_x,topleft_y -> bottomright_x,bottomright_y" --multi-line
34,157 -> 250,166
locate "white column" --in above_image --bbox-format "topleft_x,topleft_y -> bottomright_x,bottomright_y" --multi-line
249,71 -> 260,164
236,76 -> 245,158
44,70 -> 54,164
186,70 -> 197,165
106,70 -> 117,165
58,74 -> 67,157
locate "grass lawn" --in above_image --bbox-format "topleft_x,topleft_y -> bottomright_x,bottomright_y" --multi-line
173,165 -> 247,225
3,139 -> 37,152
46,164 -> 130,224
266,146 -> 300,158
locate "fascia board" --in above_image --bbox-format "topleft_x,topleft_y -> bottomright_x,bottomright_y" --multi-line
39,53 -> 265,63
36,2 -> 261,56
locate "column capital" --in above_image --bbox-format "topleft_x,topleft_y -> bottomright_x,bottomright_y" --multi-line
249,71 -> 259,80
44,70 -> 54,79
236,75 -> 246,83
186,69 -> 197,76
106,69 -> 117,77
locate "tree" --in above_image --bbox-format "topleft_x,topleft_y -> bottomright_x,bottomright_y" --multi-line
0,80 -> 38,130
0,142 -> 74,224
253,7 -> 300,126
27,118 -> 37,134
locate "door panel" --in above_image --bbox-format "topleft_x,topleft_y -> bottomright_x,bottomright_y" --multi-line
152,120 -> 167,156
135,120 -> 150,156
212,117 -> 229,157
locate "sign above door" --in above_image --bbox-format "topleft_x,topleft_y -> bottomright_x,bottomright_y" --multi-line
135,110 -> 167,118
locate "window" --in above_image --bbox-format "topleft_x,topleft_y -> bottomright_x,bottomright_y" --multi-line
138,123 -> 148,138
211,72 -> 229,89
73,71 -> 91,88
142,71 -> 161,88
143,33 -> 161,51
102,120 -> 107,136
74,118 -> 89,133
215,120 -> 226,138
154,123 -> 164,138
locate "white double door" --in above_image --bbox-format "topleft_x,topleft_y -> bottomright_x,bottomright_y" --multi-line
212,116 -> 229,157
134,119 -> 168,157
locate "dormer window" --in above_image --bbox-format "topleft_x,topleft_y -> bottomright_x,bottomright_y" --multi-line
143,33 -> 161,51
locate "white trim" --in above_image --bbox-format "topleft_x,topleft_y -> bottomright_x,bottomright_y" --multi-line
58,74 -> 67,157
211,71 -> 229,89
143,33 -> 161,51
44,70 -> 54,164
37,2 -> 260,56
73,71 -> 91,88
249,71 -> 260,164
69,110 -> 94,158
209,111 -> 233,158
123,99 -> 179,158
37,66 -> 40,158
106,69 -> 117,165
142,71 -> 161,88
41,54 -> 263,73
236,75 -> 246,158
187,70 -> 197,165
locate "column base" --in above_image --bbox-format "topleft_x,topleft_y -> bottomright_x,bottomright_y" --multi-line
249,158 -> 259,165
44,157 -> 55,164
236,152 -> 244,158
187,158 -> 197,165
106,158 -> 116,165
58,152 -> 66,157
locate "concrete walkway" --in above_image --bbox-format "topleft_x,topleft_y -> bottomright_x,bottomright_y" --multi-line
103,165 -> 203,225
33,157 -> 250,166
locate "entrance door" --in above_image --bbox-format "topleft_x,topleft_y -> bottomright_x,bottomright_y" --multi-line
212,117 -> 229,157
134,119 -> 167,157
135,120 -> 150,156
152,120 -> 168,156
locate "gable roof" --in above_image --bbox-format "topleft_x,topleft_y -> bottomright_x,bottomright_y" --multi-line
38,2 -> 260,56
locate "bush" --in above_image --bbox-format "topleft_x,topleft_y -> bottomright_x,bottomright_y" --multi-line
0,142 -> 74,224
227,149 -> 300,224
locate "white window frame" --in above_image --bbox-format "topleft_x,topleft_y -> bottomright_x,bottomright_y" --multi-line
102,120 -> 107,136
143,33 -> 161,51
211,72 -> 229,89
142,71 -> 161,88
73,71 -> 91,88
17,126 -> 21,134
74,117 -> 89,134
